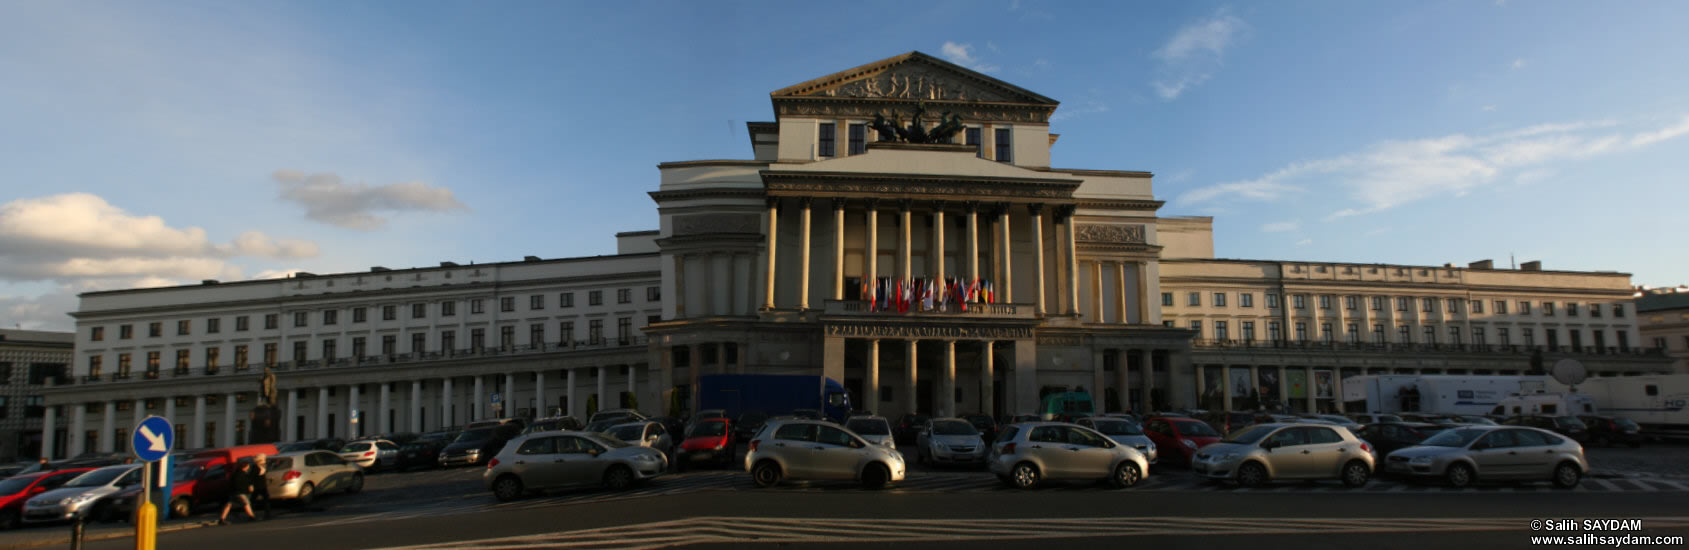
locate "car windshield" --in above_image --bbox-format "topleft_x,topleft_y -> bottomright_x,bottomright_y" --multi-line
965,416 -> 994,429
1173,421 -> 1220,437
337,443 -> 370,453
1555,417 -> 1587,429
1222,425 -> 1276,444
454,429 -> 493,443
687,422 -> 728,437
1421,428 -> 1487,447
170,465 -> 205,481
846,419 -> 890,436
1091,420 -> 1144,436
1379,415 -> 1403,423
609,425 -> 645,441
0,476 -> 37,496
277,442 -> 311,452
583,434 -> 630,449
792,409 -> 822,419
1613,418 -> 1640,430
63,468 -> 127,488
932,420 -> 979,436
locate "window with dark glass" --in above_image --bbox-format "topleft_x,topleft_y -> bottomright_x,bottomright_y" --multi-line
321,339 -> 336,361
119,325 -> 132,339
589,319 -> 604,345
560,293 -> 574,308
175,350 -> 189,371
441,331 -> 456,352
91,326 -> 105,341
441,301 -> 456,316
530,295 -> 545,310
204,347 -> 219,369
292,341 -> 307,363
353,308 -> 367,323
293,312 -> 307,327
530,324 -> 545,347
1213,293 -> 1227,307
1240,293 -> 1254,308
500,326 -> 515,349
994,128 -> 1012,162
1242,321 -> 1255,341
848,123 -> 866,155
646,287 -> 660,301
1161,293 -> 1173,306
264,314 -> 278,330
322,310 -> 337,325
818,123 -> 836,157
146,352 -> 160,375
235,316 -> 249,331
352,337 -> 366,358
1295,323 -> 1308,341
617,317 -> 632,344
470,329 -> 485,351
471,299 -> 485,314
263,343 -> 277,367
380,335 -> 395,356
412,303 -> 426,318
234,345 -> 247,368
500,297 -> 515,312
589,291 -> 603,306
965,127 -> 982,157
411,333 -> 426,353
178,320 -> 192,335
149,322 -> 162,337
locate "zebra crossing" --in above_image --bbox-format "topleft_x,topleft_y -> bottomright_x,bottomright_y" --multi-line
293,469 -> 1689,528
372,515 -> 1689,550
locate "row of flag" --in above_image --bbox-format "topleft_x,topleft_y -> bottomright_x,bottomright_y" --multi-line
859,277 -> 998,313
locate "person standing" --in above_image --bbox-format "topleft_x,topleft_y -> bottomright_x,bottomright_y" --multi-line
217,459 -> 259,525
252,454 -> 272,520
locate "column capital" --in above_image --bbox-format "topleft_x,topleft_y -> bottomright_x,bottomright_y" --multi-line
766,196 -> 781,209
931,200 -> 948,212
963,200 -> 980,213
993,202 -> 1013,216
833,197 -> 846,211
896,198 -> 914,212
798,196 -> 814,208
864,197 -> 880,210
1054,204 -> 1077,221
1027,203 -> 1045,216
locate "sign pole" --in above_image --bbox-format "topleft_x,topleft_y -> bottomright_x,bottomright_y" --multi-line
129,416 -> 172,550
135,462 -> 154,550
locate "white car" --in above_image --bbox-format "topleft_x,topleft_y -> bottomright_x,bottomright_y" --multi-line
22,465 -> 141,524
338,440 -> 399,470
845,416 -> 896,449
915,418 -> 988,466
745,419 -> 905,489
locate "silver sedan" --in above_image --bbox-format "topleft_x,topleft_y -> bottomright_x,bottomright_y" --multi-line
485,432 -> 667,501
745,419 -> 906,489
988,422 -> 1149,490
1191,423 -> 1375,488
1383,425 -> 1587,488
915,418 -> 988,466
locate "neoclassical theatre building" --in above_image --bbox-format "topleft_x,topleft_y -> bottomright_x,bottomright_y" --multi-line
39,52 -> 1670,458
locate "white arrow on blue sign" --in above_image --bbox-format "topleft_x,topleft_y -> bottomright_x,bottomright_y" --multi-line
132,416 -> 174,462
490,392 -> 502,404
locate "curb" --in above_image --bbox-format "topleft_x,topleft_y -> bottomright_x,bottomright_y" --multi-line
8,520 -> 216,549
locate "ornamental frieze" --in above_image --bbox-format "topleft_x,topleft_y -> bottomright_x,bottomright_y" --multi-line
1037,335 -> 1084,346
1075,223 -> 1147,244
815,65 -> 1013,102
824,324 -> 1035,340
774,102 -> 1051,124
765,180 -> 1070,199
672,214 -> 761,235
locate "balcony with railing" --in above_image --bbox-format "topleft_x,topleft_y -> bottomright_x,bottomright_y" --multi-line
822,300 -> 1037,320
1191,339 -> 1666,357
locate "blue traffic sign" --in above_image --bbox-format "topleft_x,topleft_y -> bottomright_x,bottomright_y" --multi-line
132,416 -> 174,462
490,392 -> 502,404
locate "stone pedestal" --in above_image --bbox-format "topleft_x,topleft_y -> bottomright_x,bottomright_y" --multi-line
248,405 -> 282,445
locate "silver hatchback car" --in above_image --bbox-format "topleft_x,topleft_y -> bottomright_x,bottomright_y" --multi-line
988,422 -> 1149,490
1192,423 -> 1375,488
1075,416 -> 1158,464
1382,425 -> 1588,488
745,419 -> 906,489
485,431 -> 668,501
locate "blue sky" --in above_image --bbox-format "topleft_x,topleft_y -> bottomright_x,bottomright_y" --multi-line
2,0 -> 1686,330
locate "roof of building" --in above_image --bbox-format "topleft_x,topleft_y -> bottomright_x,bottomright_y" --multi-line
0,328 -> 75,345
1637,292 -> 1689,312
1161,257 -> 1632,278
768,51 -> 1058,105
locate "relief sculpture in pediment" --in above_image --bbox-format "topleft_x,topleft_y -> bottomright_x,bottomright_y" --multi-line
1075,224 -> 1147,244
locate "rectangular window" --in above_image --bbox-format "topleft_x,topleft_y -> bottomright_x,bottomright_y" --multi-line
1567,329 -> 1582,351
500,325 -> 515,349
1593,330 -> 1606,350
1295,322 -> 1308,341
1617,330 -> 1628,351
263,343 -> 277,367
91,326 -> 105,341
1397,297 -> 1410,312
145,352 -> 160,376
1242,321 -> 1256,342
817,123 -> 836,157
1567,303 -> 1579,317
1470,300 -> 1483,314
994,128 -> 1012,163
353,308 -> 367,323
1398,325 -> 1411,343
322,310 -> 337,326
1372,323 -> 1385,344
1448,326 -> 1462,345
589,291 -> 604,306
1214,321 -> 1228,341
646,286 -> 661,301
412,303 -> 426,319
235,316 -> 249,331
1344,296 -> 1358,310
436,330 -> 454,352
966,127 -> 982,157
1267,321 -> 1282,341
471,299 -> 485,314
1187,292 -> 1201,306
1346,323 -> 1359,343
118,325 -> 132,339
1422,298 -> 1436,313
847,123 -> 866,155
1371,296 -> 1384,311
500,297 -> 515,312
321,339 -> 336,360
380,335 -> 395,356
411,333 -> 426,354
178,320 -> 191,335
588,320 -> 604,345
470,329 -> 485,351
1266,293 -> 1280,308
1423,326 -> 1437,344
352,337 -> 367,358
617,317 -> 632,345
1498,328 -> 1511,346
264,314 -> 278,330
1239,293 -> 1254,308
441,301 -> 455,316
1294,295 -> 1307,310
530,294 -> 545,310
1494,300 -> 1508,315
1543,301 -> 1555,316
1318,295 -> 1331,310
1589,303 -> 1601,318
233,345 -> 247,368
617,289 -> 632,304
149,322 -> 162,337
1523,327 -> 1536,346
1161,293 -> 1173,306
1189,320 -> 1203,334
1612,304 -> 1625,318
1519,301 -> 1532,315
530,324 -> 545,347
293,312 -> 307,327
1212,292 -> 1227,307
116,353 -> 132,377
1447,299 -> 1460,313
175,350 -> 189,371
559,322 -> 574,345
204,347 -> 219,369
1321,322 -> 1334,343
560,293 -> 575,308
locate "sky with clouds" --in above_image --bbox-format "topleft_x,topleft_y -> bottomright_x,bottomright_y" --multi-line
1,0 -> 1685,331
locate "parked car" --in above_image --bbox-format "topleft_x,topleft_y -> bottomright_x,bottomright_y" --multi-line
691,409 -> 729,425
734,410 -> 770,443
587,409 -> 646,426
844,415 -> 895,449
465,418 -> 526,431
1356,422 -> 1450,459
108,457 -> 233,519
1142,416 -> 1222,467
278,439 -> 346,453
1399,413 -> 1458,426
1502,415 -> 1590,444
1075,416 -> 1158,464
1382,426 -> 1588,488
522,416 -> 583,435
0,463 -> 30,479
374,432 -> 421,446
676,418 -> 735,470
1191,423 -> 1375,488
961,413 -> 1000,443
485,432 -> 667,502
21,465 -> 141,524
649,416 -> 688,444
1310,415 -> 1365,433
1347,413 -> 1404,425
1008,414 -> 1040,424
265,450 -> 364,505
915,418 -> 989,467
790,409 -> 826,421
987,422 -> 1149,490
438,423 -> 523,467
0,468 -> 94,529
607,421 -> 676,463
1448,415 -> 1499,426
745,419 -> 905,489
397,434 -> 455,471
1578,415 -> 1643,448
893,413 -> 930,445
338,440 -> 400,470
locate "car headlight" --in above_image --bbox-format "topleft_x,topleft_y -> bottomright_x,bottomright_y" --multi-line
1410,456 -> 1433,464
934,443 -> 949,451
1182,440 -> 1198,449
634,453 -> 659,462
714,442 -> 725,450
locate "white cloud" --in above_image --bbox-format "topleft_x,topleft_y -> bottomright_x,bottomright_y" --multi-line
1151,10 -> 1247,100
1050,100 -> 1111,122
1512,58 -> 1526,69
1260,220 -> 1300,233
1179,116 -> 1689,219
939,42 -> 1000,73
1482,105 -> 1497,112
1295,239 -> 1313,247
274,170 -> 468,230
0,288 -> 80,331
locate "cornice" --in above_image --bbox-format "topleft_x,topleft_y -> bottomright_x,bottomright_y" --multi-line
1076,199 -> 1165,211
648,189 -> 769,202
656,160 -> 771,170
1034,167 -> 1154,178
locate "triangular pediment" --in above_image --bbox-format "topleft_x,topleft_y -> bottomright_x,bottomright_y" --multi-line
770,146 -> 1080,183
771,52 -> 1057,105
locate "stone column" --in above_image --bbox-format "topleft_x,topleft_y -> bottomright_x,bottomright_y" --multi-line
1029,204 -> 1045,315
899,200 -> 912,283
132,399 -> 144,442
1091,262 -> 1104,323
596,366 -> 608,413
440,378 -> 453,430
535,371 -> 547,418
164,398 -> 176,438
965,201 -> 980,285
933,201 -> 946,285
942,340 -> 956,417
866,339 -> 880,415
100,401 -> 114,452
1169,351 -> 1191,410
981,341 -> 995,419
672,253 -> 686,318
472,376 -> 484,422
505,373 -> 517,418
1142,352 -> 1156,413
1276,366 -> 1289,410
1092,348 -> 1106,410
1333,369 -> 1346,413
799,197 -> 812,310
346,385 -> 359,440
1116,351 -> 1131,413
1304,366 -> 1316,413
688,344 -> 702,414
905,340 -> 919,415
1137,263 -> 1152,325
1061,207 -> 1080,315
1116,262 -> 1130,323
998,204 -> 1013,303
624,366 -> 636,410
379,382 -> 391,433
285,390 -> 299,441
764,197 -> 780,310
716,343 -> 727,375
70,405 -> 87,457
41,406 -> 56,460
565,369 -> 577,418
833,199 -> 846,301
223,392 -> 236,447
410,380 -> 423,432
1221,366 -> 1234,412
865,199 -> 878,286
1248,365 -> 1260,409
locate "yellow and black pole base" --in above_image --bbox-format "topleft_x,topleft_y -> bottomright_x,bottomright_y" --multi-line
133,461 -> 157,550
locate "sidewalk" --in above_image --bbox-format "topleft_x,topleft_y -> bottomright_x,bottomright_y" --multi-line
0,517 -> 216,549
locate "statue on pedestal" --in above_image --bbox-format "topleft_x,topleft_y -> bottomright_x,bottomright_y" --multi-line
248,367 -> 283,444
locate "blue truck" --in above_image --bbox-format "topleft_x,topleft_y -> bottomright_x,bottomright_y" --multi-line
698,374 -> 853,423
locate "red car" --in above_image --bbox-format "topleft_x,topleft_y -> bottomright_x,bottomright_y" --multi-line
0,468 -> 96,529
1142,416 -> 1223,467
675,418 -> 735,470
110,457 -> 236,518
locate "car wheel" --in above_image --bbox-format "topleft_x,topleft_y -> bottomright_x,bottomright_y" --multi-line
0,509 -> 19,530
1011,463 -> 1040,490
603,465 -> 634,491
752,461 -> 782,488
348,473 -> 365,494
492,475 -> 524,502
1342,460 -> 1371,488
1444,463 -> 1474,488
1112,462 -> 1142,489
1237,462 -> 1268,488
1552,462 -> 1581,489
169,497 -> 192,518
861,463 -> 891,489
296,482 -> 317,506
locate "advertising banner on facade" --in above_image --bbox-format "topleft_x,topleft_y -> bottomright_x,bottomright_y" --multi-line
1315,371 -> 1335,399
1287,369 -> 1307,400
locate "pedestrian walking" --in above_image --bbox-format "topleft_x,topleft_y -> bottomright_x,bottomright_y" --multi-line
217,459 -> 260,525
253,453 -> 272,520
